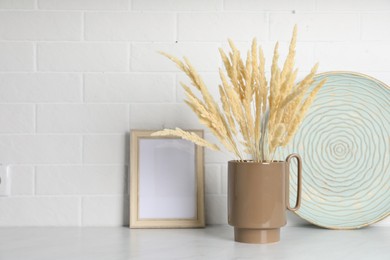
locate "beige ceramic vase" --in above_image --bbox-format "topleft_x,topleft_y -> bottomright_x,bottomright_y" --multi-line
228,154 -> 302,244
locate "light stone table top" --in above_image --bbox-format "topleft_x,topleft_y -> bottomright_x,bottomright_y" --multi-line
0,225 -> 389,260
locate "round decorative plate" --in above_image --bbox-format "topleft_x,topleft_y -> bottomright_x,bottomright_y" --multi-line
283,71 -> 390,229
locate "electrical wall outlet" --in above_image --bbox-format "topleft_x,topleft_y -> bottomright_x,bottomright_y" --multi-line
0,165 -> 10,196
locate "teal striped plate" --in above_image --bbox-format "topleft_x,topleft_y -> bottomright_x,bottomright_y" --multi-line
283,71 -> 390,229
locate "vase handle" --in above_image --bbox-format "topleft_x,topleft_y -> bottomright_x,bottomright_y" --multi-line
285,153 -> 302,211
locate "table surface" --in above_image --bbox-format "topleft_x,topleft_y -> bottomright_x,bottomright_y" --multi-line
0,225 -> 389,260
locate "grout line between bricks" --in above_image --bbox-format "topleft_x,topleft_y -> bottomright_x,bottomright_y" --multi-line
81,73 -> 85,102
33,166 -> 37,195
128,43 -> 131,72
34,104 -> 38,133
8,194 -> 128,199
128,43 -> 133,71
33,42 -> 37,72
79,197 -> 83,226
0,133 -> 133,136
80,135 -> 84,164
1,39 -> 384,44
9,163 -> 128,167
81,12 -> 85,41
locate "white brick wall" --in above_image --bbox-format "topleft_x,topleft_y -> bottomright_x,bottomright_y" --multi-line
37,43 -> 129,72
0,12 -> 82,40
0,0 -> 389,227
85,12 -> 175,41
83,134 -> 128,164
0,43 -> 34,71
0,0 -> 35,9
38,0 -> 129,10
84,73 -> 175,103
0,73 -> 82,102
35,165 -> 127,195
36,104 -> 129,133
177,13 -> 268,41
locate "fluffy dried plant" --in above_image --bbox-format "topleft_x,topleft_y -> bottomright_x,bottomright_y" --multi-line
153,26 -> 326,162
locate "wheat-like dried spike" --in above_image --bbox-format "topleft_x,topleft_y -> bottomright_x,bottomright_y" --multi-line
278,62 -> 319,125
219,84 -> 237,135
195,111 -> 235,154
268,67 -> 281,138
160,51 -> 220,127
292,63 -> 319,92
158,51 -> 195,85
229,39 -> 257,157
270,62 -> 298,132
268,28 -> 298,134
299,79 -> 326,115
282,79 -> 326,146
245,93 -> 256,154
183,57 -> 231,130
280,25 -> 297,87
238,55 -> 247,98
273,71 -> 299,130
226,86 -> 251,153
245,50 -> 253,96
269,42 -> 280,109
181,56 -> 242,159
252,39 -> 262,160
198,117 -> 241,158
243,49 -> 255,156
181,82 -> 215,124
152,128 -> 220,151
280,63 -> 318,111
267,43 -> 281,141
185,91 -> 241,158
227,39 -> 242,94
269,123 -> 286,154
231,50 -> 241,95
259,47 -> 268,114
158,51 -> 185,68
228,38 -> 238,52
251,38 -> 258,86
184,95 -> 209,120
198,118 -> 226,142
181,83 -> 206,107
181,82 -> 226,141
183,56 -> 208,92
258,47 -> 268,115
226,87 -> 244,126
183,101 -> 227,145
160,26 -> 321,162
219,48 -> 234,81
227,40 -> 246,100
278,68 -> 298,107
218,69 -> 244,157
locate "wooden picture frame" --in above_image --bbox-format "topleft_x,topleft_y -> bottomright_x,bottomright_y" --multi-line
130,130 -> 205,228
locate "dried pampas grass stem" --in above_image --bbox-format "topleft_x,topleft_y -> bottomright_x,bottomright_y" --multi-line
152,128 -> 220,151
156,26 -> 325,161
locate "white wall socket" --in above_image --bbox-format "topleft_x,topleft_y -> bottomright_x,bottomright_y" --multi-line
0,165 -> 10,196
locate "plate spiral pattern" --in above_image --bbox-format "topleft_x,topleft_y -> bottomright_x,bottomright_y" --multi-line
283,72 -> 390,229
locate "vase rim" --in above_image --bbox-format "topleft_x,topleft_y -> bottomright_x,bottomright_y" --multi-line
228,160 -> 285,164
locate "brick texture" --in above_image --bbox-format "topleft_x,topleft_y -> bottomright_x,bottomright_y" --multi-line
0,0 -> 388,227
